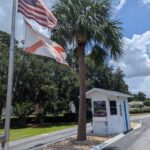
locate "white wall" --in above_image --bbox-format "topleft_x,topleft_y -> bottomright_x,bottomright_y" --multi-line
91,92 -> 131,135
107,99 -> 124,134
91,93 -> 108,134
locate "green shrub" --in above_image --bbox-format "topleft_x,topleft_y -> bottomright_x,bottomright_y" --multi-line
143,100 -> 150,106
130,107 -> 150,114
129,101 -> 143,109
13,101 -> 35,126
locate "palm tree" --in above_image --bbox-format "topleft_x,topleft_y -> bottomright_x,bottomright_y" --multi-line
53,0 -> 123,141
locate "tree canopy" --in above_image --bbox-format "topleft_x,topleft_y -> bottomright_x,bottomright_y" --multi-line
0,30 -> 129,124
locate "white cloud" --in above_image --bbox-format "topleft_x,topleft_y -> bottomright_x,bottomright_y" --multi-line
111,31 -> 150,97
125,76 -> 150,97
118,31 -> 150,78
141,0 -> 150,5
115,0 -> 127,13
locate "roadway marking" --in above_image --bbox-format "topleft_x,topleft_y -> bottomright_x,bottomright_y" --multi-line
41,134 -> 49,136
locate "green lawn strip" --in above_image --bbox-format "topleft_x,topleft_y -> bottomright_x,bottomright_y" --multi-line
0,124 -> 75,141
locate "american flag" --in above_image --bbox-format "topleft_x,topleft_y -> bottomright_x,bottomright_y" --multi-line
18,0 -> 57,28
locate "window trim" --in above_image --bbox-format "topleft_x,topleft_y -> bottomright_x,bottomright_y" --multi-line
109,100 -> 117,116
93,101 -> 107,117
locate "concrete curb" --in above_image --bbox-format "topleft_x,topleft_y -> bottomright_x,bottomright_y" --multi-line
91,122 -> 142,150
30,135 -> 74,150
90,134 -> 125,150
30,122 -> 142,150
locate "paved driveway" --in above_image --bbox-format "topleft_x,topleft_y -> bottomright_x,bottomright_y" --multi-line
103,116 -> 150,150
8,124 -> 92,150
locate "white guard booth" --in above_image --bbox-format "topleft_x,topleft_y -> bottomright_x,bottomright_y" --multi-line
86,88 -> 132,135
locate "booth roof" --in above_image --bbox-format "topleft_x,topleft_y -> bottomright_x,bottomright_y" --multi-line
86,88 -> 133,99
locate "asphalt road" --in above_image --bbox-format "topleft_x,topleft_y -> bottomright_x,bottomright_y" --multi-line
103,115 -> 150,150
8,124 -> 92,150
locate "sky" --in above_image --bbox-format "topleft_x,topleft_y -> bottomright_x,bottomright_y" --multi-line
111,0 -> 150,97
1,0 -> 150,97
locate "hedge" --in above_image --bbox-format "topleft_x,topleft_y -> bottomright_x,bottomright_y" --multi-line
143,100 -> 150,106
1,112 -> 92,127
130,107 -> 150,114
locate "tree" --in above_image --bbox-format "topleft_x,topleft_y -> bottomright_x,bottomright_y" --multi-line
13,101 -> 34,126
144,100 -> 150,106
112,68 -> 128,93
54,0 -> 123,140
13,55 -> 72,123
85,58 -> 128,93
138,92 -> 146,101
130,92 -> 146,101
0,42 -> 8,115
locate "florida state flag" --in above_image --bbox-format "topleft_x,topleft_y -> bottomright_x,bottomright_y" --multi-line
24,19 -> 68,65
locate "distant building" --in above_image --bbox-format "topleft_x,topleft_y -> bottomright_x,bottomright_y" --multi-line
69,102 -> 76,113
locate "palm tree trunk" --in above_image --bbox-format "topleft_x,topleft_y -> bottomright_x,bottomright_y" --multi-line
77,46 -> 86,141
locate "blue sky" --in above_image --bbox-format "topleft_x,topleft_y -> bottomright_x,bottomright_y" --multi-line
1,0 -> 150,97
118,0 -> 150,38
111,0 -> 150,97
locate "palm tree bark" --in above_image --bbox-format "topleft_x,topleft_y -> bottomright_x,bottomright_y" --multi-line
77,45 -> 86,141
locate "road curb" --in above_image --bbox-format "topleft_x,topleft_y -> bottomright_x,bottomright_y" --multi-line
30,135 -> 74,150
90,133 -> 125,150
91,122 -> 142,150
31,124 -> 142,150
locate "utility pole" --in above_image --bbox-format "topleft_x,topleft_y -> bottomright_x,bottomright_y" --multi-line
3,0 -> 17,149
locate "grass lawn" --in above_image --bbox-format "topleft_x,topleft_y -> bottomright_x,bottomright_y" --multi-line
0,124 -> 75,141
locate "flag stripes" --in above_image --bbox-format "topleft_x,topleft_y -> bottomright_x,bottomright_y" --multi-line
18,0 -> 57,28
19,0 -> 46,16
18,8 -> 48,27
24,19 -> 68,65
25,40 -> 44,53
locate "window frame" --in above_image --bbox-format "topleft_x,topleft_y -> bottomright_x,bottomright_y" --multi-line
109,100 -> 117,116
93,101 -> 107,117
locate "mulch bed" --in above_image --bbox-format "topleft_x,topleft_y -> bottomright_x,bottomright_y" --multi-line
43,134 -> 112,150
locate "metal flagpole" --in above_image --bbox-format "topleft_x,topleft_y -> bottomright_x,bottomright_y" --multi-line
3,0 -> 17,149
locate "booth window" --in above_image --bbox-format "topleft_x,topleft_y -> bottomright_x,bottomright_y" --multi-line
109,101 -> 117,115
93,101 -> 107,117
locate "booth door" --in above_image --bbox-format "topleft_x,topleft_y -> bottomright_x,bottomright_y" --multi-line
108,100 -> 122,133
119,101 -> 127,132
123,100 -> 129,131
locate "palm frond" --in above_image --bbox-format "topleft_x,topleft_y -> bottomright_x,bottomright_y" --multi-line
53,0 -> 123,62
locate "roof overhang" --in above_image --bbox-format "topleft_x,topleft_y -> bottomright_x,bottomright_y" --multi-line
86,88 -> 133,99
